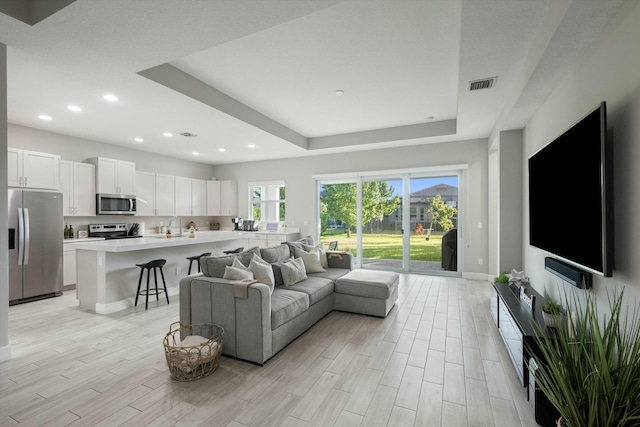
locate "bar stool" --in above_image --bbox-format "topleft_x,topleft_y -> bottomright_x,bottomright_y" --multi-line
135,259 -> 169,310
186,252 -> 211,275
223,247 -> 244,255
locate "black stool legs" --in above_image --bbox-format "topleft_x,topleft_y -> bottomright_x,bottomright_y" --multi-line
135,259 -> 169,310
186,252 -> 211,275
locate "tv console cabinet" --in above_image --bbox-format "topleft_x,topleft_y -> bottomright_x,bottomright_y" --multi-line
490,282 -> 559,426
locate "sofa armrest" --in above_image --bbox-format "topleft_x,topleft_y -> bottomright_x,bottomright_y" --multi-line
179,275 -> 273,364
327,251 -> 354,270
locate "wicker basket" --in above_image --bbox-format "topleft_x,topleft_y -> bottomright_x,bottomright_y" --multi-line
163,322 -> 224,381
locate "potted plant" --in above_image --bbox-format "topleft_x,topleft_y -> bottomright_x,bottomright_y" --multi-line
531,289 -> 640,427
494,272 -> 509,283
541,299 -> 562,328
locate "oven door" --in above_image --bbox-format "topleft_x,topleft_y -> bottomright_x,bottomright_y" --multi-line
96,194 -> 137,215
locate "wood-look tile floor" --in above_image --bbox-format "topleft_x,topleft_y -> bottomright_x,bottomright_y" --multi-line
1,274 -> 540,426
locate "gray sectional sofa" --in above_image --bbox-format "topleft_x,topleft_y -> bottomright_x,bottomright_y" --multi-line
179,238 -> 398,365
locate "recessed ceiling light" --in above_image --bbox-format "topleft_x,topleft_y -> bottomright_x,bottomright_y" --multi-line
38,114 -> 52,121
192,152 -> 199,156
103,94 -> 119,102
134,137 -> 144,142
163,132 -> 173,137
218,148 -> 226,152
248,144 -> 256,148
335,90 -> 344,95
67,105 -> 82,112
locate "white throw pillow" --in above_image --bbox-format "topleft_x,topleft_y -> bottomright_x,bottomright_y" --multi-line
249,254 -> 275,294
304,243 -> 328,269
222,265 -> 254,281
295,247 -> 326,273
280,257 -> 307,286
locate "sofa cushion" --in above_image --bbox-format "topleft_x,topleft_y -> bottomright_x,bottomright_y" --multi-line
201,254 -> 235,278
294,247 -> 326,273
335,269 -> 398,299
281,257 -> 307,286
307,268 -> 351,282
271,288 -> 309,330
286,276 -> 334,306
260,244 -> 290,264
200,247 -> 261,278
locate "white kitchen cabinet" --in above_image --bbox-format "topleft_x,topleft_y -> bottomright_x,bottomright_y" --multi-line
8,148 -> 60,190
176,177 -> 207,216
87,157 -> 136,195
191,179 -> 207,216
207,180 -> 237,216
60,161 -> 95,216
175,176 -> 192,216
63,245 -> 77,287
135,171 -> 156,216
155,173 -> 175,216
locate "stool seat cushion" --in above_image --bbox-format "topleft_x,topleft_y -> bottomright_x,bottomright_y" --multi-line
335,270 -> 398,299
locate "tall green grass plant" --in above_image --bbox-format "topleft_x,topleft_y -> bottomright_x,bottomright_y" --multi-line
531,290 -> 640,427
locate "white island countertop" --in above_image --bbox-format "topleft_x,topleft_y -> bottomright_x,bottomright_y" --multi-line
72,231 -> 256,253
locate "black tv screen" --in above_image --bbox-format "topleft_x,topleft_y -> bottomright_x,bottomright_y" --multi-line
528,102 -> 612,277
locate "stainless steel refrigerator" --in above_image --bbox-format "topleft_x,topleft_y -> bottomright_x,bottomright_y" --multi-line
8,190 -> 64,304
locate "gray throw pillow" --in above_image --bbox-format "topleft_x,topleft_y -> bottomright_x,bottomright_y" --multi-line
222,265 -> 254,281
272,257 -> 294,286
260,244 -> 290,264
295,246 -> 326,273
280,257 -> 307,286
249,254 -> 275,294
237,246 -> 261,267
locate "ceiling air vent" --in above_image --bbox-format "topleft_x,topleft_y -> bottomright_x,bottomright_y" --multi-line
469,77 -> 497,91
179,132 -> 198,138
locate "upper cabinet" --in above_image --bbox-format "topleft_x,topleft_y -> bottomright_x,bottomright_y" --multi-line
135,171 -> 156,216
8,148 -> 60,190
60,160 -> 95,216
86,157 -> 135,195
176,177 -> 207,216
207,180 -> 237,216
154,173 -> 176,216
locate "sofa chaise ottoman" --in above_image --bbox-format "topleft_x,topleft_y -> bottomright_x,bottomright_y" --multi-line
334,269 -> 399,317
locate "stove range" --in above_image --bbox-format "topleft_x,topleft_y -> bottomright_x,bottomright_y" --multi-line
88,223 -> 142,240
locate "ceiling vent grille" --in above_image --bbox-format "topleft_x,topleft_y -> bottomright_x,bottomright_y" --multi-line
179,132 -> 198,138
469,77 -> 497,91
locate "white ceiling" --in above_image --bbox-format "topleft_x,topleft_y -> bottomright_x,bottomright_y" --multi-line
0,0 -> 623,165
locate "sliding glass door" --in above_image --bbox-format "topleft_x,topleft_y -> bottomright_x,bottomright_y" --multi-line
317,168 -> 461,275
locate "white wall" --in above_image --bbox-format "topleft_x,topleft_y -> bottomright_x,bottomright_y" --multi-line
212,138 -> 489,277
523,0 -> 640,308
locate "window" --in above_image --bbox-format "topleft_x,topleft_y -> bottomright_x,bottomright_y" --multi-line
249,181 -> 285,222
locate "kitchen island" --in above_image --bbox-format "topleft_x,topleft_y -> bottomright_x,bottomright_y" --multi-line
74,231 -> 255,314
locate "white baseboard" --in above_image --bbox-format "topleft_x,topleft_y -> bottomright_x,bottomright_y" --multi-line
95,288 -> 178,315
462,272 -> 492,281
0,344 -> 13,363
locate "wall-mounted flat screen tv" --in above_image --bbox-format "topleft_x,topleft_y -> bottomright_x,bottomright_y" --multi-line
528,101 -> 612,277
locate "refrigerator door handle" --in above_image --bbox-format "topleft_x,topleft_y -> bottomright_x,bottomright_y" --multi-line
18,208 -> 25,265
23,208 -> 30,265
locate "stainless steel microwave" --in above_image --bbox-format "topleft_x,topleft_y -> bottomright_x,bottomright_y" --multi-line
96,193 -> 137,215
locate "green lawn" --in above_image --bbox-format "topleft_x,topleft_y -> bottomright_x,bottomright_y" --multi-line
320,230 -> 444,262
